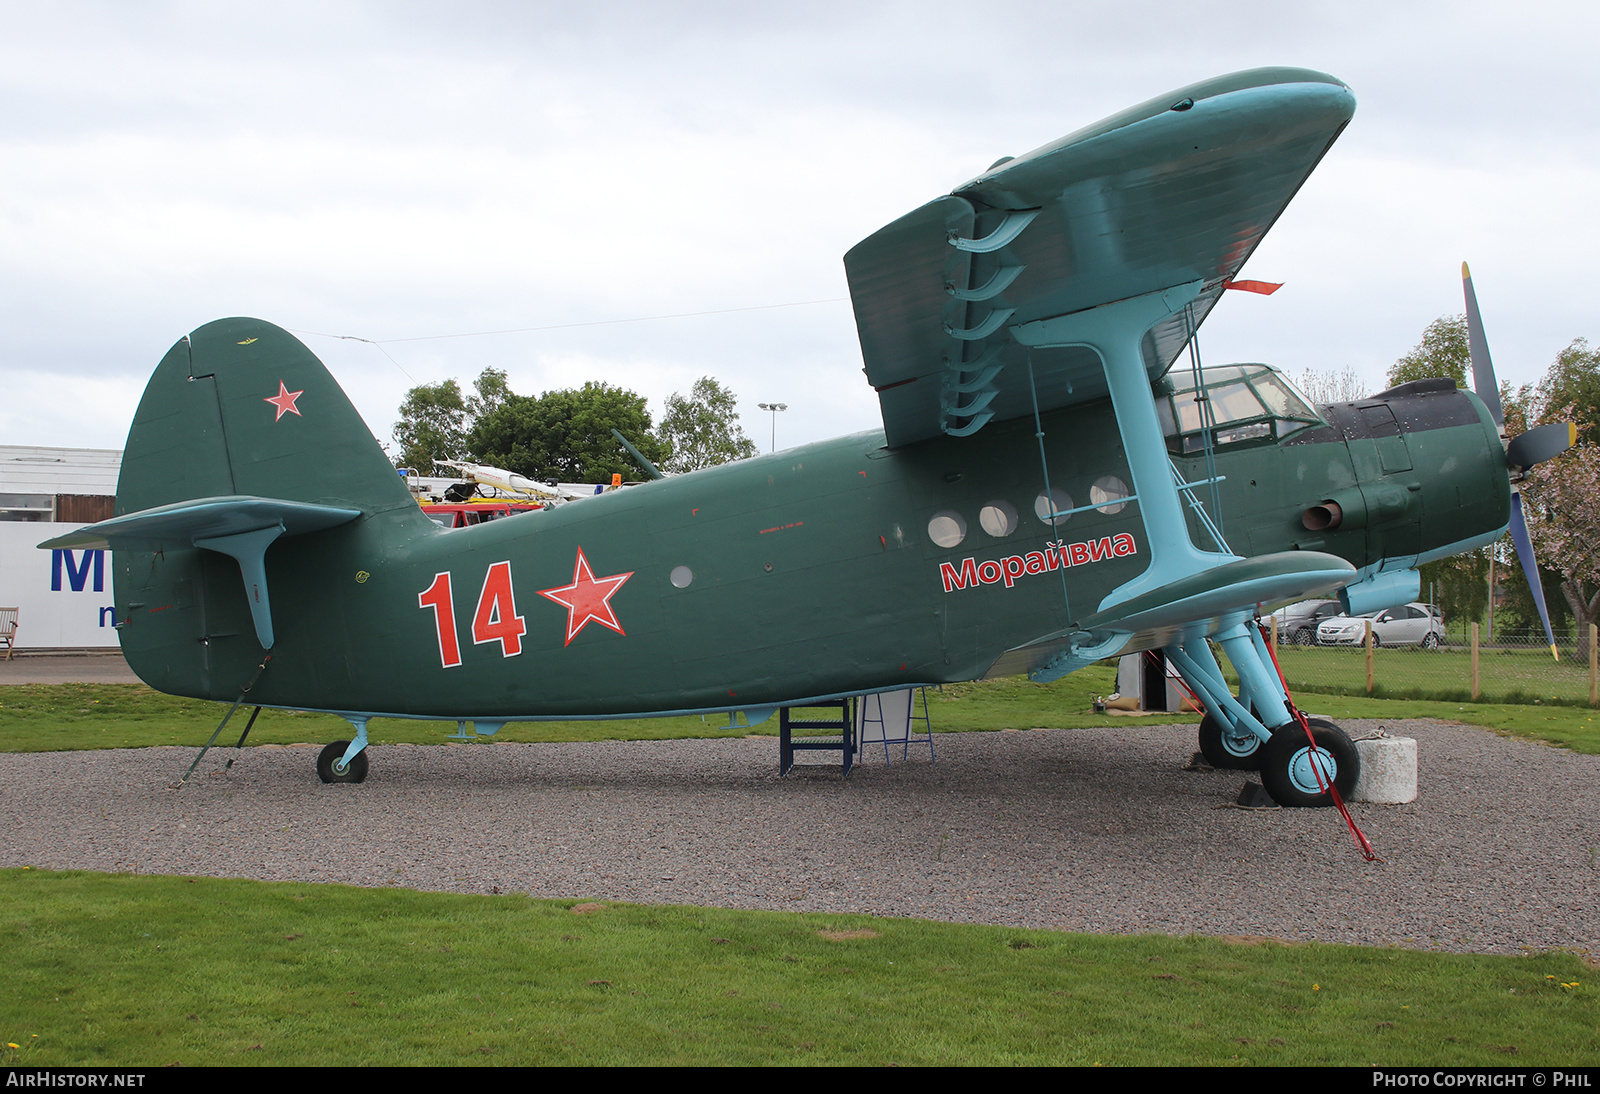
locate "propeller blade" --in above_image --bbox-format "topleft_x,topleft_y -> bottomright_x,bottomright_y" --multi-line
1506,421 -> 1578,471
1462,261 -> 1505,427
1507,492 -> 1560,661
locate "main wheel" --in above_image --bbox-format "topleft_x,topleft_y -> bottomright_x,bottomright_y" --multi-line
1421,632 -> 1441,650
1259,719 -> 1358,807
317,740 -> 369,784
1293,627 -> 1314,647
1197,712 -> 1265,770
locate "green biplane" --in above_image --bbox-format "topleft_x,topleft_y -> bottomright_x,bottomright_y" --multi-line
45,67 -> 1568,806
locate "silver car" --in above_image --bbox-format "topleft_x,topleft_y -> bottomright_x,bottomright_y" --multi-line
1316,603 -> 1445,648
1272,598 -> 1345,646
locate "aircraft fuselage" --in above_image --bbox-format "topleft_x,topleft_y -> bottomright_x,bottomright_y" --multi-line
116,379 -> 1507,722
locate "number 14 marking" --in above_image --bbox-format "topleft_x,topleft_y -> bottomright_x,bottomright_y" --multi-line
417,561 -> 527,668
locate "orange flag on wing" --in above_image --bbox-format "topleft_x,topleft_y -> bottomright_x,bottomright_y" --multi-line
1222,278 -> 1283,295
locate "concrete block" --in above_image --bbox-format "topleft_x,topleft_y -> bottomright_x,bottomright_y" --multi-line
1351,736 -> 1417,804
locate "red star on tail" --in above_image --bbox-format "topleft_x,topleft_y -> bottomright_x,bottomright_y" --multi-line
264,380 -> 304,420
538,547 -> 633,646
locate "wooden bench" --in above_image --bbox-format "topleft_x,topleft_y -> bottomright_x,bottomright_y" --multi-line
0,607 -> 16,661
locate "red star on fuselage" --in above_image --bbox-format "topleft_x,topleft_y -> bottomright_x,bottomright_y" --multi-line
537,548 -> 634,646
264,380 -> 304,421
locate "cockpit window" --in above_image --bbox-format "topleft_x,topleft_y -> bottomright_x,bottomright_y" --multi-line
1154,363 -> 1323,454
1254,372 -> 1315,419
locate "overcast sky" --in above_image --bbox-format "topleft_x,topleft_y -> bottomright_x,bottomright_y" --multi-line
1,1 -> 1594,458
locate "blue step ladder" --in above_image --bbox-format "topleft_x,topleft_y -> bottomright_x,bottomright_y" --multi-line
779,699 -> 857,776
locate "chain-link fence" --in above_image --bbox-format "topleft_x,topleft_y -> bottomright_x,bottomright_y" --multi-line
1264,624 -> 1600,705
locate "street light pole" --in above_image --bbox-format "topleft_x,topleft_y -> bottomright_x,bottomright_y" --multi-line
758,402 -> 787,453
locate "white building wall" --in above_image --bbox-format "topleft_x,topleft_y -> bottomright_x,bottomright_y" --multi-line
0,446 -> 120,496
0,523 -> 120,648
0,446 -> 123,649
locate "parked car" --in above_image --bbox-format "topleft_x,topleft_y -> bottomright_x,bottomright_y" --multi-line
1316,603 -> 1445,648
1272,598 -> 1346,646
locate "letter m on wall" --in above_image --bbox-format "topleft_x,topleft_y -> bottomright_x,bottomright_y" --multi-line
51,549 -> 105,592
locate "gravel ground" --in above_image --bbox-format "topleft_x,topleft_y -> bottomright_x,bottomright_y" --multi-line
2,718 -> 1597,955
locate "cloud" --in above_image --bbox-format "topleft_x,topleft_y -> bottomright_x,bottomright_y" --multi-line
2,1 -> 1596,450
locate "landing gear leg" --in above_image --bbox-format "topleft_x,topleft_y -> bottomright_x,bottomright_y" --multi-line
1167,617 -> 1358,807
1167,621 -> 1284,767
317,717 -> 370,784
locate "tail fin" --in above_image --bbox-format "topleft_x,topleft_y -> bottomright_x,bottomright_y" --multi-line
118,317 -> 414,516
50,319 -> 430,699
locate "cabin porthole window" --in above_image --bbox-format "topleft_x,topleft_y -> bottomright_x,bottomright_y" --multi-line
670,565 -> 693,588
978,500 -> 1018,538
1090,475 -> 1130,515
1034,489 -> 1073,527
927,510 -> 967,548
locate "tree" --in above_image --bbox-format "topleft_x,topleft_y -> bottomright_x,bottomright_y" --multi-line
468,381 -> 666,483
1290,365 -> 1365,406
1288,365 -> 1366,406
1493,547 -> 1574,637
1518,436 -> 1600,650
1419,549 -> 1488,631
393,379 -> 467,472
466,367 -> 511,422
1504,340 -> 1600,651
656,377 -> 757,474
1437,344 -> 1600,648
1536,338 -> 1600,439
1387,314 -> 1469,389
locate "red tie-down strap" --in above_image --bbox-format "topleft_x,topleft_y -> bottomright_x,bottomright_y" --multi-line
1261,623 -> 1377,861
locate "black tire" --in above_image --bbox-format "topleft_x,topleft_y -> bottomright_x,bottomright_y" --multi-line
1370,632 -> 1381,648
1422,632 -> 1440,650
1198,712 -> 1265,770
317,740 -> 369,784
1293,628 -> 1314,647
1259,719 -> 1358,808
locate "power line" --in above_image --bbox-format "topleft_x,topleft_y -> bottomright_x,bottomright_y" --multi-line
291,296 -> 848,347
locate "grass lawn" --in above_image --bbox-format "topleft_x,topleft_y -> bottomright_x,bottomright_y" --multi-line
1281,693 -> 1600,755
2,869 -> 1594,1067
1271,644 -> 1599,706
4,660 -> 1600,756
0,663 -> 1132,754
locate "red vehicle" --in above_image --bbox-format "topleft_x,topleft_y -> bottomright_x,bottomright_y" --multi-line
419,500 -> 544,529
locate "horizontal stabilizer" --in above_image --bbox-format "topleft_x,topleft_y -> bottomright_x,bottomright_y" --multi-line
38,495 -> 361,552
41,496 -> 361,651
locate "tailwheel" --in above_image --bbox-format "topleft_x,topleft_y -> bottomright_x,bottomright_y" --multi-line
1197,711 -> 1265,770
1259,718 -> 1358,808
317,740 -> 369,784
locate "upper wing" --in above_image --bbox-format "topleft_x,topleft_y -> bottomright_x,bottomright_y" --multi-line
844,68 -> 1355,448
